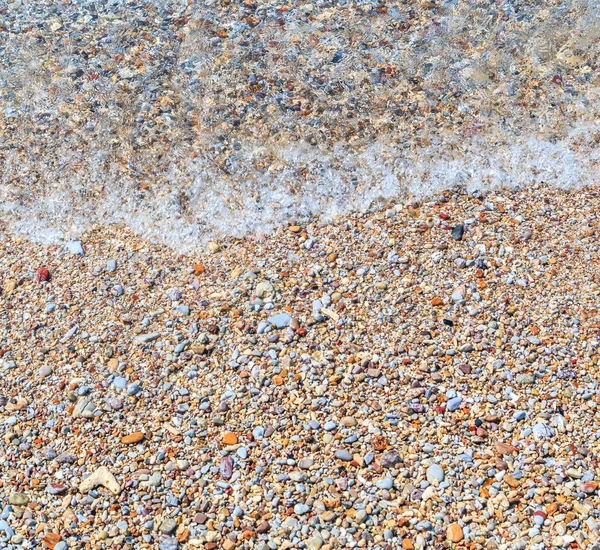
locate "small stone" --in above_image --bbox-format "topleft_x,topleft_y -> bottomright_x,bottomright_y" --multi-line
38,365 -> 52,378
36,267 -> 50,282
159,518 -> 178,535
108,398 -> 123,410
256,521 -> 270,534
47,483 -> 67,495
135,332 -> 161,343
494,441 -> 517,455
447,523 -> 463,542
223,432 -> 238,445
42,533 -> 61,549
341,416 -> 358,427
159,537 -> 179,550
335,450 -> 353,461
8,492 -> 29,506
504,474 -> 520,488
451,225 -> 465,241
516,373 -> 534,385
121,432 -> 145,444
256,281 -> 274,298
447,397 -> 462,412
426,464 -> 445,483
207,241 -> 220,253
79,466 -> 121,495
355,509 -> 368,523
268,313 -> 292,328
376,476 -> 394,490
308,536 -> 324,550
294,504 -> 310,515
380,450 -> 402,468
299,458 -> 314,469
65,241 -> 84,255
220,456 -> 234,480
582,481 -> 598,494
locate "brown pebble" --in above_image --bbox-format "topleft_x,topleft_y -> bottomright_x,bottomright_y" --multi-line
447,523 -> 463,543
121,432 -> 145,444
494,441 -> 517,455
222,432 -> 238,445
42,534 -> 61,549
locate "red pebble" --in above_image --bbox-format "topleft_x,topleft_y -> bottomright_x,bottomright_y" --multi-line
36,268 -> 50,282
439,213 -> 450,220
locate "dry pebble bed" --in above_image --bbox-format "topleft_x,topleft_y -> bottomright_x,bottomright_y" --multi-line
2,184 -> 600,549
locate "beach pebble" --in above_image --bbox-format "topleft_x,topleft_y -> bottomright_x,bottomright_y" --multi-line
65,241 -> 84,255
426,464 -> 445,483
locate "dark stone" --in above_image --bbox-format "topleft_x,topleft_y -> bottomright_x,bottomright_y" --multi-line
451,224 -> 465,241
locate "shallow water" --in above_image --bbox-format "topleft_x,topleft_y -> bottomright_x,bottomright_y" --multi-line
1,0 -> 599,249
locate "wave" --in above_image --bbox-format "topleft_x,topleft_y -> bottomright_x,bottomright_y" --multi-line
1,0 -> 599,249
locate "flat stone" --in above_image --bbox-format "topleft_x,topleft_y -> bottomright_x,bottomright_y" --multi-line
494,441 -> 517,455
294,504 -> 310,515
516,373 -> 534,385
426,464 -> 445,483
335,450 -> 353,461
447,397 -> 462,412
65,241 -> 84,255
121,432 -> 145,444
135,332 -> 161,343
8,492 -> 29,506
256,281 -> 274,298
159,518 -> 178,535
79,466 -> 121,495
447,523 -> 463,542
299,458 -> 314,469
268,313 -> 292,328
223,432 -> 238,445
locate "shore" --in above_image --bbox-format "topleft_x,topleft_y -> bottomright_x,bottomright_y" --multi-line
2,183 -> 600,549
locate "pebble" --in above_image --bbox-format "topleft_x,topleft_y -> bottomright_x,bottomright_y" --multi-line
299,458 -> 314,469
65,241 -> 84,255
293,504 -> 310,515
78,466 -> 121,495
159,518 -> 178,535
376,476 -> 394,490
426,464 -> 445,483
38,365 -> 52,378
8,493 -> 28,506
134,332 -> 161,343
451,225 -> 464,241
447,523 -> 464,542
335,450 -> 353,461
446,397 -> 462,412
255,281 -> 274,298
